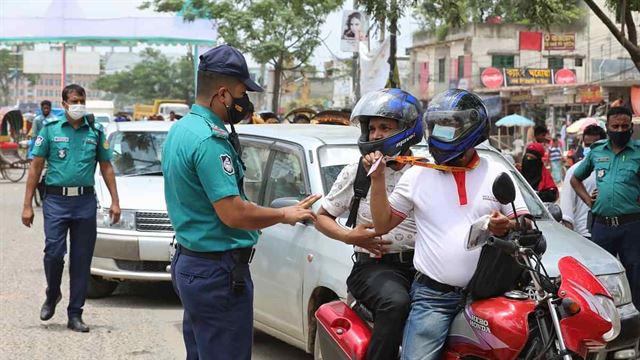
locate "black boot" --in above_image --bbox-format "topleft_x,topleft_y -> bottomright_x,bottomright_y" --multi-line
39,294 -> 62,321
67,315 -> 90,332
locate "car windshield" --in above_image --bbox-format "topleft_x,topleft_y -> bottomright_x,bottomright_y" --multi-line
109,131 -> 167,176
95,115 -> 110,124
317,144 -> 546,219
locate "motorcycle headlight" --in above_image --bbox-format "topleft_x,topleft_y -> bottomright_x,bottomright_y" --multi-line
595,295 -> 621,342
97,208 -> 136,231
598,273 -> 633,306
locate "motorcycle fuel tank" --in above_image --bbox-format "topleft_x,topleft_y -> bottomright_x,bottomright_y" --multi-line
315,301 -> 371,360
445,297 -> 536,360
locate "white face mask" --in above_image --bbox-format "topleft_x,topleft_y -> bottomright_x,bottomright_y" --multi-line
583,146 -> 591,157
67,104 -> 86,120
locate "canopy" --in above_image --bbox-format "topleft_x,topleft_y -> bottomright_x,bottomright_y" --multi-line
495,114 -> 535,127
0,0 -> 217,46
567,117 -> 606,134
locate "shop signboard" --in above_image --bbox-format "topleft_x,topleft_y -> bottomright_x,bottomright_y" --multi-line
544,33 -> 576,50
578,86 -> 603,104
504,68 -> 553,86
555,69 -> 577,84
481,67 -> 504,88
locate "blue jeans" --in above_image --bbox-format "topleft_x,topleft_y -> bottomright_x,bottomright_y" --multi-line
401,281 -> 464,360
550,160 -> 563,183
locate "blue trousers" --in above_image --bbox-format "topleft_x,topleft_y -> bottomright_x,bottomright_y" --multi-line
591,219 -> 640,310
42,193 -> 97,317
171,248 -> 253,360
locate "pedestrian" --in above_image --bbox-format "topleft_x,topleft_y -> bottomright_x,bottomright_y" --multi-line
21,84 -> 121,332
520,142 -> 558,202
570,106 -> 640,310
169,111 -> 177,121
316,89 -> 423,360
162,44 -> 321,360
365,89 -> 530,360
560,124 -> 607,238
28,100 -> 56,160
549,136 -> 564,183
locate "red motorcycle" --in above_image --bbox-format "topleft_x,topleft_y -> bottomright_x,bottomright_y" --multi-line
316,173 -> 621,360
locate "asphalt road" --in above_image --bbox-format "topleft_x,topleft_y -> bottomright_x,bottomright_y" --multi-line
0,179 -> 313,360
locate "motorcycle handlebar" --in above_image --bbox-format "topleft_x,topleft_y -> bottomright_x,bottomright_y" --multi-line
487,236 -> 520,254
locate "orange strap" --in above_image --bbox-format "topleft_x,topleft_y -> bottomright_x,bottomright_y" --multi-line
390,153 -> 480,172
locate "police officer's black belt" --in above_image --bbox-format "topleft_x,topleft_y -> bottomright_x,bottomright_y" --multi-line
353,250 -> 414,265
415,271 -> 463,294
45,186 -> 94,196
594,213 -> 640,227
177,244 -> 255,264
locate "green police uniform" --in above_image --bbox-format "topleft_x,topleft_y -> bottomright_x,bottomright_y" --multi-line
162,104 -> 258,252
574,139 -> 640,217
32,117 -> 112,186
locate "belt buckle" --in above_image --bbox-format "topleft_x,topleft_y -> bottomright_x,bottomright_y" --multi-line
606,216 -> 619,227
399,251 -> 408,264
66,187 -> 80,196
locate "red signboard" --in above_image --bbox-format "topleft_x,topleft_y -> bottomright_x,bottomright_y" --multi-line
554,69 -> 577,84
481,67 -> 504,88
578,86 -> 602,104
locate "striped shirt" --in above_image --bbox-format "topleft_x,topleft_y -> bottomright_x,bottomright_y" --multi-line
549,146 -> 562,162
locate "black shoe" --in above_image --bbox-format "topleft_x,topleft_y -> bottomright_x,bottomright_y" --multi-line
67,316 -> 90,333
39,294 -> 62,321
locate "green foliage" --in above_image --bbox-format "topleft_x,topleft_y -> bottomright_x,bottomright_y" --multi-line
94,48 -> 194,104
0,49 -> 38,105
415,0 -> 583,32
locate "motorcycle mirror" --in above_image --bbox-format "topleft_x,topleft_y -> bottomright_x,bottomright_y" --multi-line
545,203 -> 563,223
492,172 -> 516,205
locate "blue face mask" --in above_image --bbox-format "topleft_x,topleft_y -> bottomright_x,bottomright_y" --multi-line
583,146 -> 591,157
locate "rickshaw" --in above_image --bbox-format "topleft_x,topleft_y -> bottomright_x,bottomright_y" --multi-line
283,107 -> 317,124
0,108 -> 28,182
310,109 -> 351,126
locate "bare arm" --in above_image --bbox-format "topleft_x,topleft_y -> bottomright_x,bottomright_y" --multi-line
213,194 -> 321,230
364,152 -> 404,234
21,157 -> 45,227
315,207 -> 391,255
99,161 -> 121,223
570,175 -> 592,208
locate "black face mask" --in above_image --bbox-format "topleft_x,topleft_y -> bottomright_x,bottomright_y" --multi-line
608,129 -> 632,148
226,93 -> 254,125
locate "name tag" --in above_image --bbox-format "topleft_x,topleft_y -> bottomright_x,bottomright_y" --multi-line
595,156 -> 610,163
85,138 -> 97,145
53,136 -> 69,143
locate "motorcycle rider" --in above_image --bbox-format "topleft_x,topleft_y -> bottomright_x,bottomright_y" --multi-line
366,89 -> 529,360
316,88 -> 423,360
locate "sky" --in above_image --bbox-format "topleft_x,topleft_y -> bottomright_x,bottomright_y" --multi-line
0,0 -> 420,69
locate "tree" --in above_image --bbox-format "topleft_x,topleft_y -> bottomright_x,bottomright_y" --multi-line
143,0 -> 344,112
0,49 -> 38,106
94,48 -> 194,105
584,0 -> 640,72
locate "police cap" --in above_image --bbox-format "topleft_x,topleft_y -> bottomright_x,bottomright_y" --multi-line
198,44 -> 263,92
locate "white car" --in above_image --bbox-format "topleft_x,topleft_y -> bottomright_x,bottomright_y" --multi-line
91,123 -> 639,359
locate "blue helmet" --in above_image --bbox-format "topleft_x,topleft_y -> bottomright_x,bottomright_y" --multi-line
426,89 -> 490,164
351,88 -> 424,156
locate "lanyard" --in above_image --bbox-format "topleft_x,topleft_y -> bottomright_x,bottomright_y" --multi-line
389,153 -> 480,172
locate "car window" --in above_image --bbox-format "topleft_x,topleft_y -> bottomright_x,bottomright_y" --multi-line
264,150 -> 306,206
110,131 -> 167,176
241,142 -> 271,204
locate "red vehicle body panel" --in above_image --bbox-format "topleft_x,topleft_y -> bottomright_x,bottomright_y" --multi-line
315,302 -> 371,360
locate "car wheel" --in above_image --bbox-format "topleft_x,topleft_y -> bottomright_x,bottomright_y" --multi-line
86,275 -> 118,298
314,324 -> 323,360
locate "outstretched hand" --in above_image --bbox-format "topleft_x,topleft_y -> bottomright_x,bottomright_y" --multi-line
281,194 -> 323,225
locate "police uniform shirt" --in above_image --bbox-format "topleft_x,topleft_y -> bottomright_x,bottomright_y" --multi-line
573,139 -> 640,217
162,104 -> 258,252
32,117 -> 112,186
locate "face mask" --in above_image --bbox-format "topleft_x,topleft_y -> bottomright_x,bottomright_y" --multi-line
66,104 -> 86,120
608,129 -> 632,148
582,146 -> 591,157
225,92 -> 254,124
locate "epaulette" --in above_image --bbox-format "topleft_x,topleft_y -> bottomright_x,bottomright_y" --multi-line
209,123 -> 229,139
44,118 -> 61,126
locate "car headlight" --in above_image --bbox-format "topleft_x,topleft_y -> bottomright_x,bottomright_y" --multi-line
596,295 -> 621,342
97,208 -> 136,230
598,273 -> 633,306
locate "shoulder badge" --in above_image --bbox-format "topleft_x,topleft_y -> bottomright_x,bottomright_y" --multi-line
34,135 -> 44,147
103,139 -> 110,149
220,154 -> 235,175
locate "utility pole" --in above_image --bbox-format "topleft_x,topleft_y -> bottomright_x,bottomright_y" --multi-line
387,0 -> 399,88
352,0 -> 361,102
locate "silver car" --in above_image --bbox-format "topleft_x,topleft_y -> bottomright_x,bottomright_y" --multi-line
92,123 -> 639,359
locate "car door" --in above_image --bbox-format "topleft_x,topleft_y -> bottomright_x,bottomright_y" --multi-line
251,141 -> 313,341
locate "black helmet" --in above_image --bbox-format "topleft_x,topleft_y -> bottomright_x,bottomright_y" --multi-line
425,89 -> 490,164
351,88 -> 424,156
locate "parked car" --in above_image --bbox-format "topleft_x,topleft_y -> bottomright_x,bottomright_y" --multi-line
91,123 -> 639,359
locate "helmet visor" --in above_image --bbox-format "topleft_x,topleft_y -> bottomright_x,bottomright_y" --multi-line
426,109 -> 482,142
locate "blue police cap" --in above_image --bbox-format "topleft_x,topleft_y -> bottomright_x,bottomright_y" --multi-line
198,44 -> 263,92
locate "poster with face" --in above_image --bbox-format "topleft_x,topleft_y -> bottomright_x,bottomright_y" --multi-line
340,10 -> 368,52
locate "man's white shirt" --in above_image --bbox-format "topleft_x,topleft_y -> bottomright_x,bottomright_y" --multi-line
387,157 -> 528,287
322,163 -> 417,253
560,160 -> 595,237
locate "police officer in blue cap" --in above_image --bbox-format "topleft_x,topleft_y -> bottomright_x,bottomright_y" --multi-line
21,84 -> 120,332
162,44 -> 321,359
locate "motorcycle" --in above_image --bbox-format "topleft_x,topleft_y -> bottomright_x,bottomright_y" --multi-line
315,172 -> 621,360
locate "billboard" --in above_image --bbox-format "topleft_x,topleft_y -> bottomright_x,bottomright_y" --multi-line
543,33 -> 576,51
340,10 -> 368,52
23,51 -> 100,75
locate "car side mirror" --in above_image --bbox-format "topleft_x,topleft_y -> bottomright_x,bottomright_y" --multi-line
492,172 -> 516,205
545,203 -> 563,223
270,197 -> 311,225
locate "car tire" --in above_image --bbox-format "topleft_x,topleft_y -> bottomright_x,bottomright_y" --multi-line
86,275 -> 118,298
314,324 -> 323,360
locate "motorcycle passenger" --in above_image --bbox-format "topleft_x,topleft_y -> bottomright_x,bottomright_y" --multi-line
366,89 -> 529,360
316,88 -> 423,360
